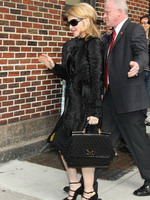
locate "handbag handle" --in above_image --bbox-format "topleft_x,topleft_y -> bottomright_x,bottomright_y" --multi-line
72,121 -> 107,135
83,121 -> 102,134
83,121 -> 89,133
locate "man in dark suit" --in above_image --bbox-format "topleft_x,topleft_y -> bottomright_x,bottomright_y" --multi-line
102,0 -> 150,196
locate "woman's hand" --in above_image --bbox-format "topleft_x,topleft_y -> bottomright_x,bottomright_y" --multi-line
39,54 -> 55,69
87,116 -> 99,125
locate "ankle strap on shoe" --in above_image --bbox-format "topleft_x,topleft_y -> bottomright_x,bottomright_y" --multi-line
69,182 -> 80,184
69,188 -> 76,192
82,191 -> 95,200
82,196 -> 88,200
84,191 -> 94,194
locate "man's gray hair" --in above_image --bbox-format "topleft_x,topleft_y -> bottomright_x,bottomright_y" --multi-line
105,0 -> 128,15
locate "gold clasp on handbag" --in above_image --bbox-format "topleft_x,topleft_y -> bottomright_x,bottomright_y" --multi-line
98,128 -> 102,135
83,128 -> 86,134
86,149 -> 94,156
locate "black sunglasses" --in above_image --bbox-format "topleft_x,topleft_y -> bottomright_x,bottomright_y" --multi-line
67,18 -> 83,26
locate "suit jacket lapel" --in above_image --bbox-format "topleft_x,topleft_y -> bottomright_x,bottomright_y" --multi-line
104,19 -> 130,61
112,19 -> 130,49
104,34 -> 111,61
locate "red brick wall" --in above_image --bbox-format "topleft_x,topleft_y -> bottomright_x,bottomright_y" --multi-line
0,0 -> 149,126
127,0 -> 149,23
0,0 -> 68,125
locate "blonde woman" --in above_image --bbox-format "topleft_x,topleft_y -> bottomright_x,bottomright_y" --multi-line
39,3 -> 103,200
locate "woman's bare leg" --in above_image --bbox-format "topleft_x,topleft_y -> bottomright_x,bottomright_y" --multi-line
61,156 -> 81,199
81,167 -> 96,200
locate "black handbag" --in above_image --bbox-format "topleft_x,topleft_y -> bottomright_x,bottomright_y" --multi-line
66,126 -> 115,168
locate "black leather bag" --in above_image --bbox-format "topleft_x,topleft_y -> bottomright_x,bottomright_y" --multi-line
66,127 -> 115,168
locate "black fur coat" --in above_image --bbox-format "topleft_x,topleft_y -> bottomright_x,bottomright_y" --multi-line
50,37 -> 103,131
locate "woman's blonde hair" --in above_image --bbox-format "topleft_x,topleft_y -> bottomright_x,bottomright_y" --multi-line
65,3 -> 100,39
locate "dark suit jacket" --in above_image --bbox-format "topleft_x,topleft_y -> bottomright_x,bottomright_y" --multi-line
105,19 -> 150,113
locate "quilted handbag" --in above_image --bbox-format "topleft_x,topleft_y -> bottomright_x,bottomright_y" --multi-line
66,128 -> 115,168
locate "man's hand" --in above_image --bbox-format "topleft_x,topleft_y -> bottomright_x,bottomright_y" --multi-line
128,61 -> 139,78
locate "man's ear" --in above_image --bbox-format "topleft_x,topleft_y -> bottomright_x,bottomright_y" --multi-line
117,8 -> 123,17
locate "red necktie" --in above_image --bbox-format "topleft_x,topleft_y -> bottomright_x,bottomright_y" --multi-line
104,30 -> 116,90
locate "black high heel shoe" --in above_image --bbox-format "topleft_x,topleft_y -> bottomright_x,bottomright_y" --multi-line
63,182 -> 83,200
82,191 -> 100,200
